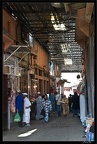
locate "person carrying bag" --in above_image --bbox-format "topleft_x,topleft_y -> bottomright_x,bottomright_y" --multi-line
14,112 -> 21,122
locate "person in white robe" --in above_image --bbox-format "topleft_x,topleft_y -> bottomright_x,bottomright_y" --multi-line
22,93 -> 31,126
77,77 -> 87,126
80,93 -> 86,125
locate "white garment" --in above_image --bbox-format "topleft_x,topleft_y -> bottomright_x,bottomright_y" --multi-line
56,94 -> 61,105
80,94 -> 86,123
85,123 -> 91,132
23,97 -> 31,124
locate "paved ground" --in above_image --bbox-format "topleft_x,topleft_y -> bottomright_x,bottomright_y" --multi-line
3,112 -> 86,142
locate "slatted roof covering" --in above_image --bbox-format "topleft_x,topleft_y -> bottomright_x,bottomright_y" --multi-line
3,2 -> 87,72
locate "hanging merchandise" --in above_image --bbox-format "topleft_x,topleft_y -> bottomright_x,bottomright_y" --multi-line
10,69 -> 16,113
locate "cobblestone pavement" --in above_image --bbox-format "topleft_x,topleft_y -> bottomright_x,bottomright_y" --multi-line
3,112 -> 86,142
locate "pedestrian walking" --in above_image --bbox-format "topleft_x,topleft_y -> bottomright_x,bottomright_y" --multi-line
22,93 -> 31,126
15,90 -> 24,127
61,95 -> 68,116
72,91 -> 80,117
68,94 -> 73,112
55,91 -> 62,117
36,92 -> 44,120
49,92 -> 55,112
41,94 -> 52,122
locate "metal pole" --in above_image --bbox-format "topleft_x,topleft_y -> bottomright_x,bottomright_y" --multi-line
8,98 -> 10,130
18,76 -> 20,91
14,52 -> 30,70
4,46 -> 21,62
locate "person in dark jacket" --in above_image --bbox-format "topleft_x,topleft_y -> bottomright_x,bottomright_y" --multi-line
15,90 -> 24,127
68,94 -> 73,112
72,91 -> 80,117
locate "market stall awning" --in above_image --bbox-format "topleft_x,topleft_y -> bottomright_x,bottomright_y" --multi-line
57,79 -> 70,87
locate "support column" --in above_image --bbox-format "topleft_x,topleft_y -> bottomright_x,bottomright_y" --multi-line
28,71 -> 31,97
86,42 -> 92,115
18,76 -> 20,90
89,33 -> 94,117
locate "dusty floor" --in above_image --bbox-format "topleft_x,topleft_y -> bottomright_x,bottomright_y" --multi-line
3,112 -> 86,142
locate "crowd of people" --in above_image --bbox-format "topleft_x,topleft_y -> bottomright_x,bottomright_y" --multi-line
15,90 -> 80,126
16,91 -> 79,127
15,90 -> 94,141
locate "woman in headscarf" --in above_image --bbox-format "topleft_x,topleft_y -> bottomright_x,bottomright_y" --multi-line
72,91 -> 80,117
61,95 -> 68,116
35,92 -> 44,120
41,94 -> 52,122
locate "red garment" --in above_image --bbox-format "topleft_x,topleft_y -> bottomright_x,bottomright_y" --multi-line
92,122 -> 94,126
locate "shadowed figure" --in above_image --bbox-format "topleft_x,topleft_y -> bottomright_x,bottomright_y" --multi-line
72,92 -> 80,117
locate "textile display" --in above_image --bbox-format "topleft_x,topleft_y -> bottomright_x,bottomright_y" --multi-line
10,70 -> 16,113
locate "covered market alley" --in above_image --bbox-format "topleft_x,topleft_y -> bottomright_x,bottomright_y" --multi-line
2,2 -> 95,142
